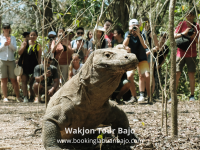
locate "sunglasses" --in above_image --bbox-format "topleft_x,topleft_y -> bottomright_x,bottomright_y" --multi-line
3,27 -> 10,29
77,32 -> 84,35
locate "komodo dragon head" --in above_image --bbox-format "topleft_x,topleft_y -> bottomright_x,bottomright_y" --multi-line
80,48 -> 139,79
91,48 -> 138,73
75,48 -> 139,106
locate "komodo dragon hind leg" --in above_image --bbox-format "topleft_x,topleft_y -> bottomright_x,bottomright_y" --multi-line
102,101 -> 138,141
42,120 -> 63,150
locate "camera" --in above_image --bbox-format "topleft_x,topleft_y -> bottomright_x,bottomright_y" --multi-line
49,37 -> 54,42
132,26 -> 137,31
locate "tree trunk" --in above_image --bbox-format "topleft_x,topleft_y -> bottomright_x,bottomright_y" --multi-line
44,0 -> 53,36
109,0 -> 130,30
169,0 -> 178,137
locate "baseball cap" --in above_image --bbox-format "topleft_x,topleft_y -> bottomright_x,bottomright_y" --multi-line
48,31 -> 56,36
129,19 -> 139,26
2,23 -> 11,28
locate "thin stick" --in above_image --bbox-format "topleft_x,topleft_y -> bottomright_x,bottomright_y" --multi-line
42,0 -> 48,108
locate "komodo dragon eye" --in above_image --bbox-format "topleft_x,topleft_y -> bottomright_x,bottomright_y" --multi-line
104,52 -> 113,58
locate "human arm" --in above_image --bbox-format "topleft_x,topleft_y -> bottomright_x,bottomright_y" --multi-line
8,36 -> 17,52
34,68 -> 52,83
123,32 -> 131,46
38,45 -> 42,64
68,70 -> 73,80
48,78 -> 59,96
18,41 -> 27,55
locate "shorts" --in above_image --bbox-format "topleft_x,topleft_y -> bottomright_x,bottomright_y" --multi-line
57,65 -> 69,82
176,57 -> 196,72
0,60 -> 16,79
126,61 -> 150,77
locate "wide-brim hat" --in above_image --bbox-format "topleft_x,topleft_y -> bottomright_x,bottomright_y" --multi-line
2,23 -> 11,28
94,26 -> 105,32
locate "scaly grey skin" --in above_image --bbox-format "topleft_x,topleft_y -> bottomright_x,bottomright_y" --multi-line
42,48 -> 139,150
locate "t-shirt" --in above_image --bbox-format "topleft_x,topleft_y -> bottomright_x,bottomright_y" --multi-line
72,63 -> 83,76
175,21 -> 200,58
112,40 -> 123,47
124,31 -> 147,62
34,64 -> 58,86
105,33 -> 114,42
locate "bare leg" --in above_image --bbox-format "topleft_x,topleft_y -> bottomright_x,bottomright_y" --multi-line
29,75 -> 35,98
17,76 -> 21,91
145,72 -> 150,97
188,72 -> 195,95
139,73 -> 145,92
10,78 -> 20,98
1,78 -> 8,98
116,83 -> 130,99
21,74 -> 28,97
126,72 -> 136,97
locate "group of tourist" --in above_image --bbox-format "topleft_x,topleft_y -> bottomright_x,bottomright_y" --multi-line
0,10 -> 198,104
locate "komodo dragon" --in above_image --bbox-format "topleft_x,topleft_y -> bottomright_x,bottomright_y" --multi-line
42,48 -> 139,149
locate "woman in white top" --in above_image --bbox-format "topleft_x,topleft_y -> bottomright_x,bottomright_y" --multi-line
68,53 -> 83,80
0,23 -> 21,102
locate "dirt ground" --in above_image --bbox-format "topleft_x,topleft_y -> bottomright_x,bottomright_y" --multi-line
0,97 -> 200,150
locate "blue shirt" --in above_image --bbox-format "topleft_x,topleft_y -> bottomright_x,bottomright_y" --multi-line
124,31 -> 147,62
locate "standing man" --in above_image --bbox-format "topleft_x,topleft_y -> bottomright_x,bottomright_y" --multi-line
169,10 -> 200,103
123,19 -> 150,103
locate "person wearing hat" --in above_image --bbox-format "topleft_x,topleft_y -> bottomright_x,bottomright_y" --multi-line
123,19 -> 150,103
88,26 -> 111,52
168,10 -> 200,103
0,23 -> 21,102
44,31 -> 57,61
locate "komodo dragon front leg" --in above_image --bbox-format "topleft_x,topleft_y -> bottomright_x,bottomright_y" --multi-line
102,101 -> 138,141
42,104 -> 72,150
